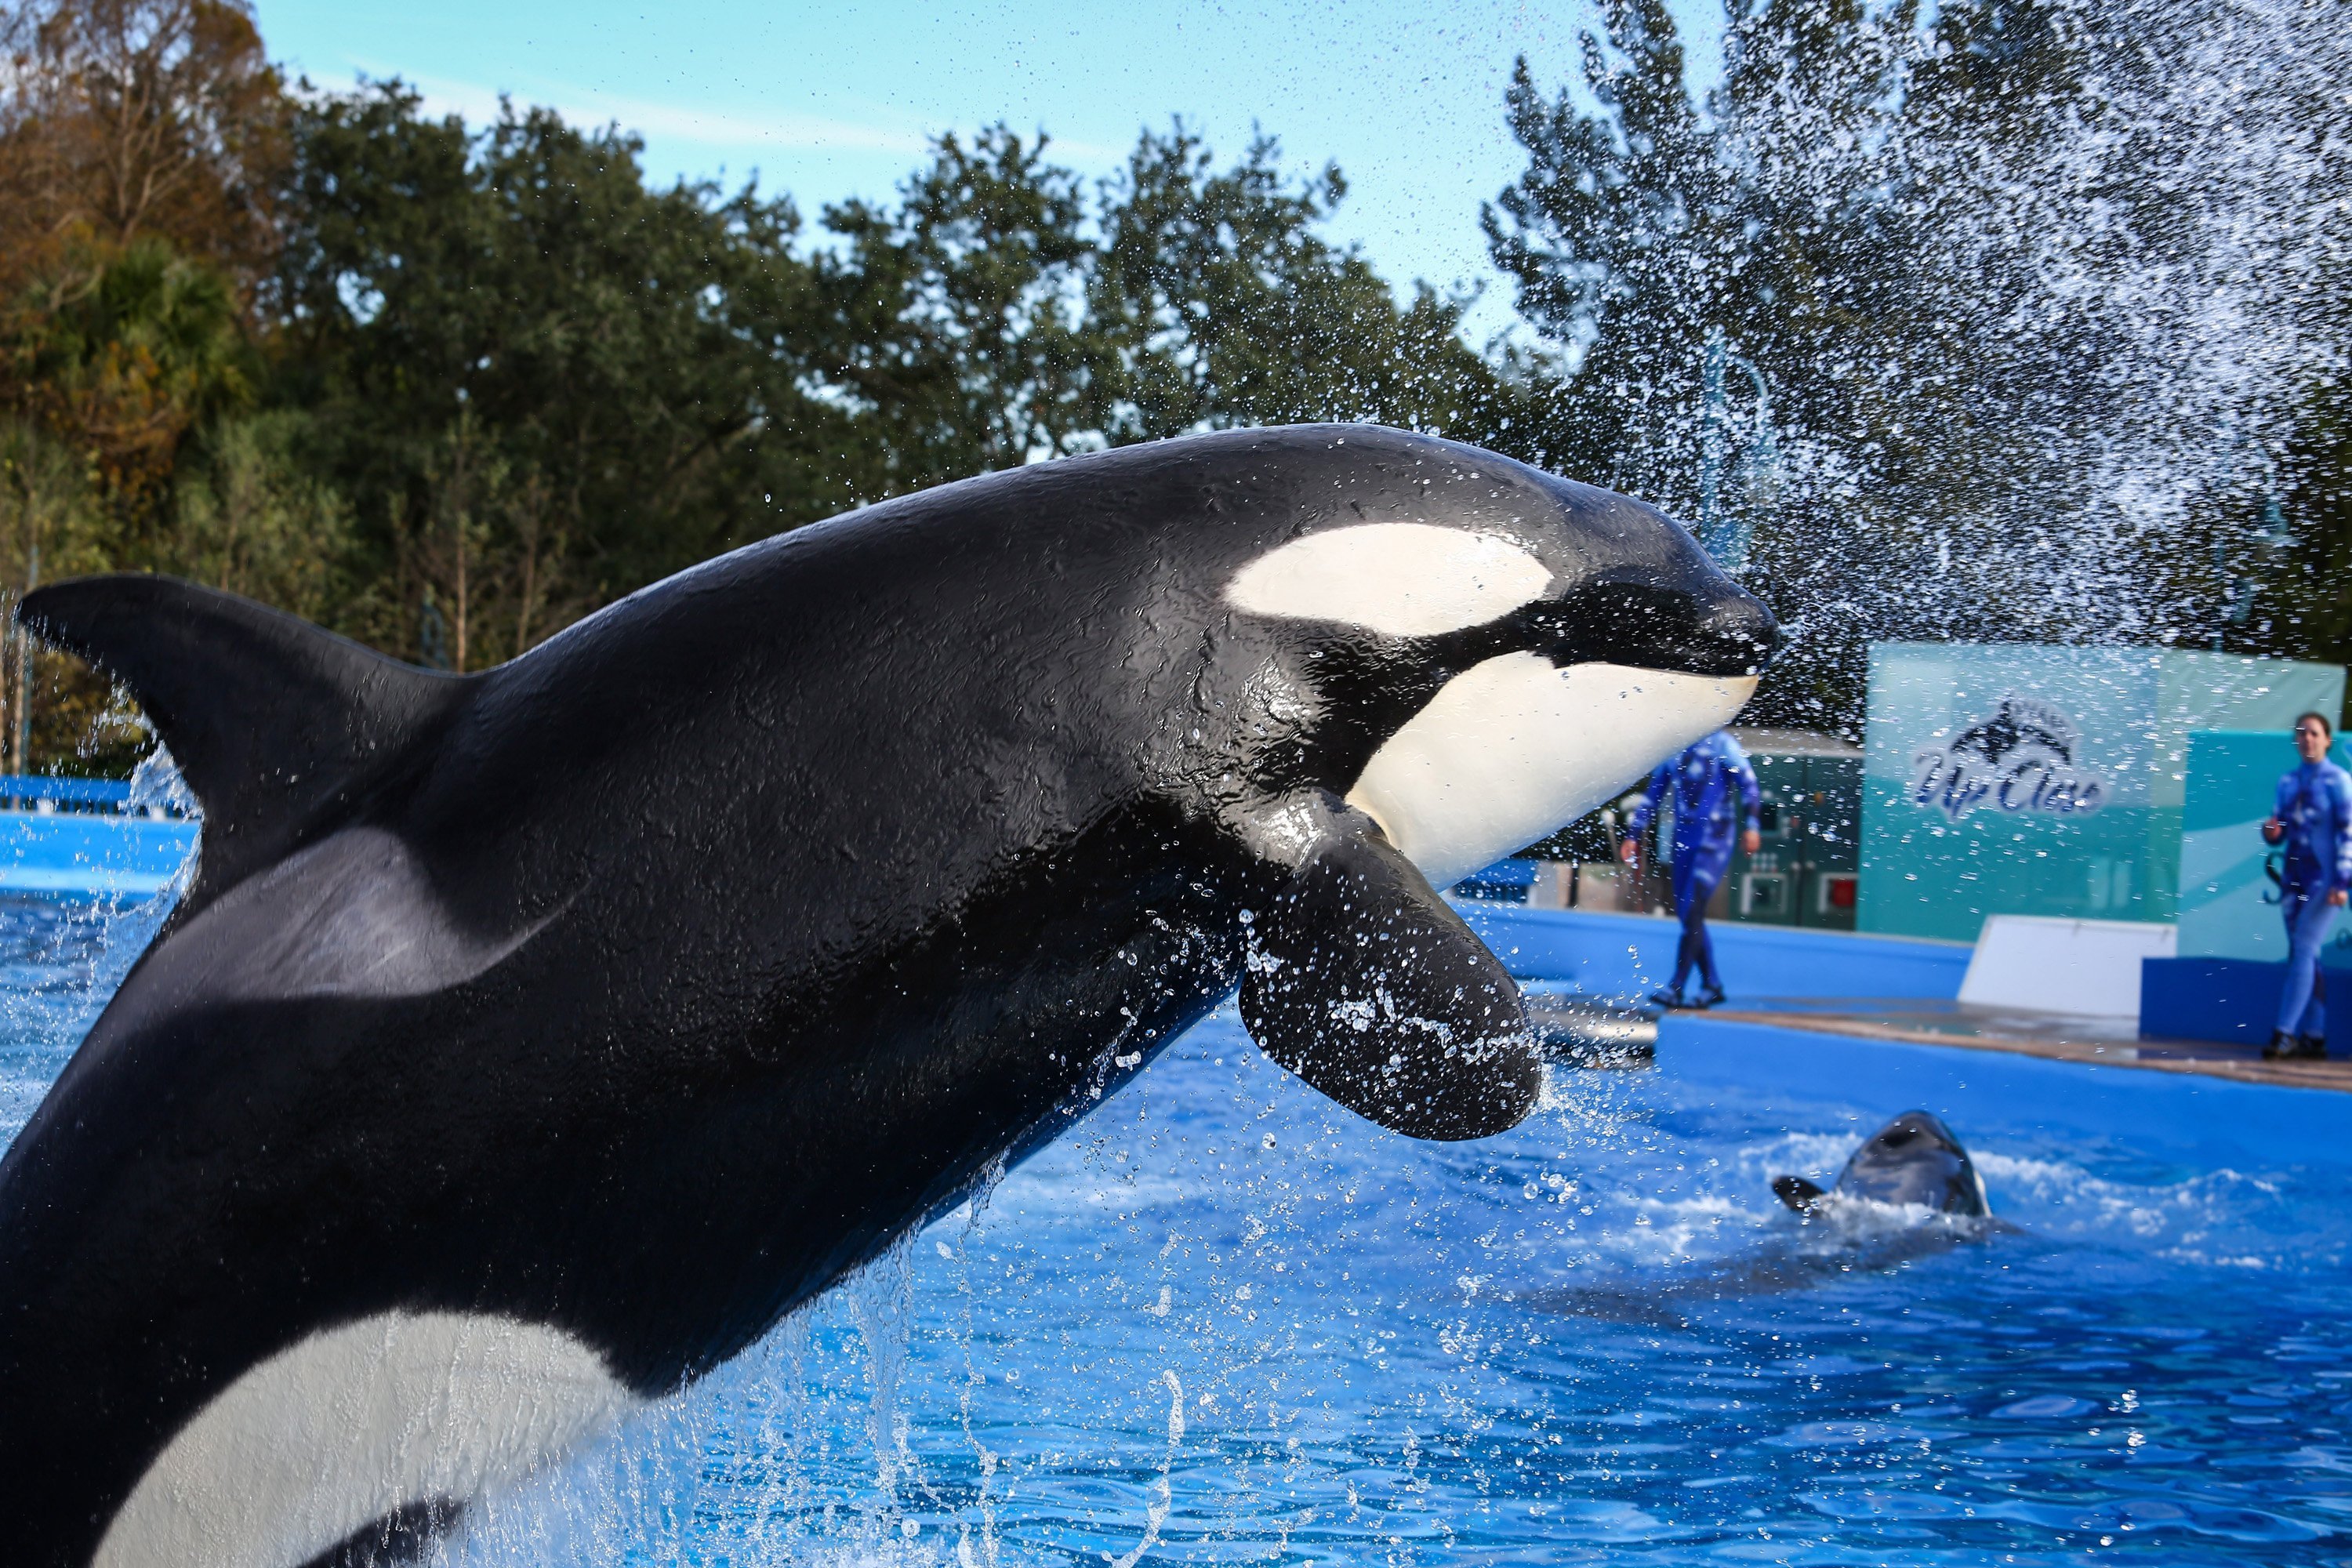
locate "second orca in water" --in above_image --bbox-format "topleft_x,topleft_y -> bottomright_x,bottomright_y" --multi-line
1530,1113 -> 2001,1330
1773,1110 -> 1992,1218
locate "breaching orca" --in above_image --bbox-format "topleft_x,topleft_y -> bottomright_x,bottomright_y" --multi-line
0,424 -> 1772,1566
1772,1110 -> 1992,1217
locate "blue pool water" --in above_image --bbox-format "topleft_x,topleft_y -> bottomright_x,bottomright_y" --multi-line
5,898 -> 2351,1565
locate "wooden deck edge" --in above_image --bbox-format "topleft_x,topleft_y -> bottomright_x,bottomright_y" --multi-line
1700,1009 -> 2352,1094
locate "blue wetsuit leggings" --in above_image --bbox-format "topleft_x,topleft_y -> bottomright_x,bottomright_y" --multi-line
2277,880 -> 2339,1037
1670,857 -> 1726,996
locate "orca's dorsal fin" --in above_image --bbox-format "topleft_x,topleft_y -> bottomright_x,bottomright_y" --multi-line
1772,1174 -> 1828,1213
18,575 -> 468,919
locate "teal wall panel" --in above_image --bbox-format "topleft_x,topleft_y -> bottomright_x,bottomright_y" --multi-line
1859,645 -> 2343,942
2175,728 -> 2352,967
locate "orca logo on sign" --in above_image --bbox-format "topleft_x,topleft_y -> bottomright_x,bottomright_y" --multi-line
1911,694 -> 2107,820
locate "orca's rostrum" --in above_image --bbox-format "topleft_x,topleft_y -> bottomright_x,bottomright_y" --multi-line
0,424 -> 1774,1566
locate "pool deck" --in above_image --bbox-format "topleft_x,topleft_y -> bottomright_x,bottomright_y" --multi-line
1705,997 -> 2352,1094
1454,900 -> 2352,1100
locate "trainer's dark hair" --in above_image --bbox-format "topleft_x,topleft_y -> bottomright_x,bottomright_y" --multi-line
2295,711 -> 2333,738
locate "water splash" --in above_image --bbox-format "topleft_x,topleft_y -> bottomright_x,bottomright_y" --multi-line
848,1232 -> 927,1536
947,1155 -> 1008,1568
125,744 -> 200,822
1102,1370 -> 1183,1568
1494,0 -> 2352,723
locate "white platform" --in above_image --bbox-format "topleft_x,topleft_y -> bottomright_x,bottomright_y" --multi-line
1958,914 -> 2178,1019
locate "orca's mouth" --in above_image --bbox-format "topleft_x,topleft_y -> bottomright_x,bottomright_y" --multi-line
1523,577 -> 1780,680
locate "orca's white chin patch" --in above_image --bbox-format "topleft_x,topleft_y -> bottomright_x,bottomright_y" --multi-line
96,1311 -> 633,1568
1346,656 -> 1755,889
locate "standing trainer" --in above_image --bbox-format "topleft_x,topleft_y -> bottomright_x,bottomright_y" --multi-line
2261,710 -> 2352,1060
1621,729 -> 1762,1009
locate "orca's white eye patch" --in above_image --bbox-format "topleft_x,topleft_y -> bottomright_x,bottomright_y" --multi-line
1225,523 -> 1552,637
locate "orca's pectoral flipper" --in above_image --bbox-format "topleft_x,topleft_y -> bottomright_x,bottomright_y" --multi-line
1772,1174 -> 1828,1212
1239,819 -> 1540,1141
18,575 -> 466,916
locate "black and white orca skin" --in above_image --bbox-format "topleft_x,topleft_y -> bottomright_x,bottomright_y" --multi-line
0,424 -> 1773,1567
1773,1111 -> 1993,1218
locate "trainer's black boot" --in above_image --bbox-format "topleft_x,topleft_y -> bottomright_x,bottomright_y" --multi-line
2292,1034 -> 2330,1060
2263,1029 -> 2296,1060
1693,985 -> 1728,1011
1649,986 -> 1684,1010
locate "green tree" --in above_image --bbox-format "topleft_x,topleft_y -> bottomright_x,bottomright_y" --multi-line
3,233 -> 252,523
273,83 -> 861,659
0,0 -> 289,303
811,126 -> 1098,488
1088,125 -> 1556,455
0,417 -> 135,773
799,122 -> 1573,485
166,408 -> 352,622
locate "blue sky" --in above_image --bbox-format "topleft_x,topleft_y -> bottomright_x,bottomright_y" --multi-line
249,1 -> 1704,346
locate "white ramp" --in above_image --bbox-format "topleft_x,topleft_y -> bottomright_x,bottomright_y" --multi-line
1958,915 -> 2178,1018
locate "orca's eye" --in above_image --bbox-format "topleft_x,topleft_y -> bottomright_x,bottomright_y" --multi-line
1226,524 -> 1551,637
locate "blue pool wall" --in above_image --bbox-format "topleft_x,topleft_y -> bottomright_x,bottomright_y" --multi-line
1454,902 -> 1971,1001
1463,903 -> 2348,1171
0,810 -> 197,898
1664,1015 -> 2350,1171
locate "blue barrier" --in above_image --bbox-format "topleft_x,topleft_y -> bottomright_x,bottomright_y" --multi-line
1452,857 -> 1538,901
2140,955 -> 2352,1053
0,810 -> 198,898
0,775 -> 143,811
1454,902 -> 1971,1001
4,777 -> 125,810
1664,1014 -> 2350,1169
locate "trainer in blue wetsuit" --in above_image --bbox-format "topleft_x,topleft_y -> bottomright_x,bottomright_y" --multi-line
2262,711 -> 2352,1061
1623,731 -> 1762,1008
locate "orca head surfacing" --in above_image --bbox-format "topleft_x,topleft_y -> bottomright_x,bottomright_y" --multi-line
1835,1110 -> 1992,1217
1773,1111 -> 1992,1218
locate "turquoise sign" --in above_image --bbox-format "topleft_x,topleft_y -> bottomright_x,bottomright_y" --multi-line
1860,644 -> 2344,942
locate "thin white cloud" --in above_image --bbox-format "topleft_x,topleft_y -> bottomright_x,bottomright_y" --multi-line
356,64 -> 933,156
551,85 -> 932,155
